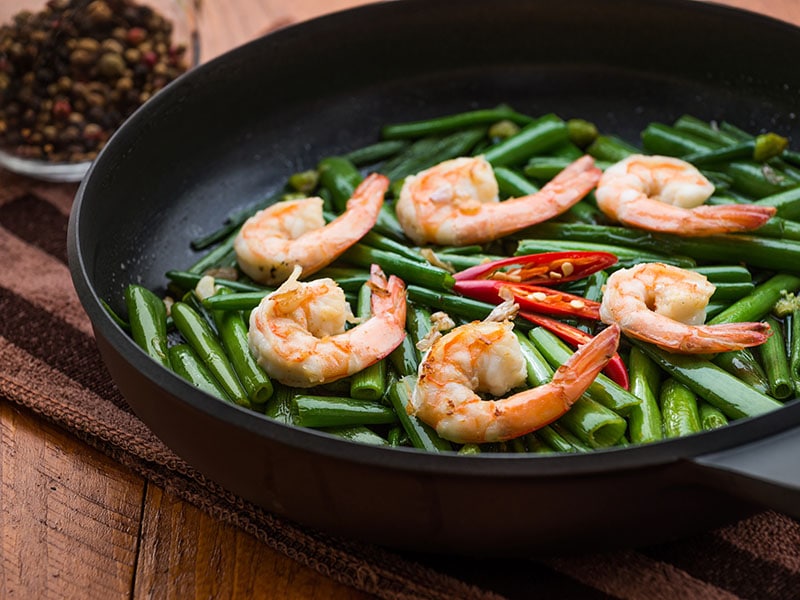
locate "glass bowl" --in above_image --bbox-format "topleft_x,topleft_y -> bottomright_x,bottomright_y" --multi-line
0,0 -> 200,182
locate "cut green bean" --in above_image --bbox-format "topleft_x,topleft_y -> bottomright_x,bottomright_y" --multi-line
343,244 -> 455,291
755,186 -> 800,220
211,289 -> 273,404
493,166 -> 539,197
387,377 -> 452,452
633,340 -> 782,419
712,349 -> 770,395
483,113 -> 569,167
627,347 -> 663,445
710,273 -> 800,325
382,128 -> 487,182
319,425 -> 389,446
350,283 -> 388,401
171,301 -> 250,408
168,344 -> 230,401
528,327 -> 640,415
381,107 -> 532,139
318,156 -> 362,214
536,425 -> 585,453
699,401 -> 729,430
344,139 -> 410,166
202,291 -> 268,312
263,384 -> 295,424
759,316 -> 794,400
586,135 -> 638,162
124,284 -> 171,368
659,378 -> 701,438
292,395 -> 397,428
167,270 -> 269,294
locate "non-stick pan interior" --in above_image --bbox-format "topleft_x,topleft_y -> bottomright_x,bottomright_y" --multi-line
77,0 -> 800,310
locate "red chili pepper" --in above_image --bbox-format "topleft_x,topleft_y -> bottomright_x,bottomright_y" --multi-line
453,279 -> 600,320
517,311 -> 630,390
453,251 -> 618,286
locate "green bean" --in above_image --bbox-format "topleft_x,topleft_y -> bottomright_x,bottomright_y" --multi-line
493,166 -> 539,197
188,230 -> 238,274
171,301 -> 250,408
642,123 -> 714,156
566,118 -> 599,149
755,186 -> 800,220
536,425 -> 586,453
263,384 -> 295,424
407,286 -> 532,330
632,340 -> 782,419
710,273 -> 800,325
690,265 -> 752,283
483,113 -> 569,167
292,395 -> 397,428
387,377 -> 452,452
699,401 -> 729,430
317,156 -> 362,213
759,316 -> 794,400
167,270 -> 269,294
458,443 -> 482,455
350,283 -> 388,401
202,291 -> 267,312
524,222 -> 800,274
515,332 -> 626,448
211,290 -> 273,404
168,344 -> 230,401
380,107 -> 532,139
682,133 -> 788,166
523,433 -> 554,454
725,161 -> 798,199
343,244 -> 454,291
406,303 -> 432,362
789,312 -> 800,391
528,327 -> 640,415
659,378 -> 702,438
712,349 -> 770,395
388,335 -> 419,377
317,426 -> 388,446
550,423 -> 592,452
101,298 -> 130,331
582,270 -> 608,303
360,230 -> 425,263
709,281 -> 755,303
344,139 -> 410,166
673,115 -> 740,146
524,156 -> 611,180
586,134 -> 638,162
386,426 -> 407,447
382,128 -> 487,182
124,284 -> 171,368
627,347 -> 663,445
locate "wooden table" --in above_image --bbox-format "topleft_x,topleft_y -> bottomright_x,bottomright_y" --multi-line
2,0 -> 799,598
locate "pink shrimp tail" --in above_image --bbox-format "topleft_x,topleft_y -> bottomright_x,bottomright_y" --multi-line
662,321 -> 772,354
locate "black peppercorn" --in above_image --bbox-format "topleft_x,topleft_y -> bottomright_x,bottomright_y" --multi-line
0,0 -> 190,164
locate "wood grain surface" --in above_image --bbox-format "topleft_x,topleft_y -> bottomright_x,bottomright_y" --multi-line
1,1 -> 798,599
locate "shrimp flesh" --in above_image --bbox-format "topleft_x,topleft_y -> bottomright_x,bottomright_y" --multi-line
410,320 -> 620,443
235,173 -> 388,285
599,262 -> 771,353
595,154 -> 776,236
248,264 -> 407,387
395,155 -> 601,246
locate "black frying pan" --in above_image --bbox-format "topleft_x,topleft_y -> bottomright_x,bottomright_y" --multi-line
68,0 -> 800,555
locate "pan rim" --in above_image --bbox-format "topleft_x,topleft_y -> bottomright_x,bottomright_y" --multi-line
68,0 -> 800,479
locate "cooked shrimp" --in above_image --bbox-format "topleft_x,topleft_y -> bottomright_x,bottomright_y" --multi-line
235,173 -> 388,285
595,154 -> 776,236
599,262 -> 771,353
248,264 -> 406,387
410,320 -> 620,444
395,155 -> 601,246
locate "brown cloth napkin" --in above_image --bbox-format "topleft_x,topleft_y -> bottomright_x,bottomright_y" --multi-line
2,172 -> 799,600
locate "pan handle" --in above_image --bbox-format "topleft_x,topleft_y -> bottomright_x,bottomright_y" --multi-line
688,425 -> 800,519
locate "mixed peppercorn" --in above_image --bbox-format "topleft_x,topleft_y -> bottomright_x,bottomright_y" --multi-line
0,0 -> 190,163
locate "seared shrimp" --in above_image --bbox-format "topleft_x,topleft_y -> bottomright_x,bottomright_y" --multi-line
595,155 -> 776,236
395,155 -> 601,246
248,264 -> 406,387
410,320 -> 620,443
235,173 -> 388,285
599,262 -> 771,353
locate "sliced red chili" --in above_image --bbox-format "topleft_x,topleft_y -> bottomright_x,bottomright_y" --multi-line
453,279 -> 600,320
453,251 -> 617,286
517,311 -> 630,390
